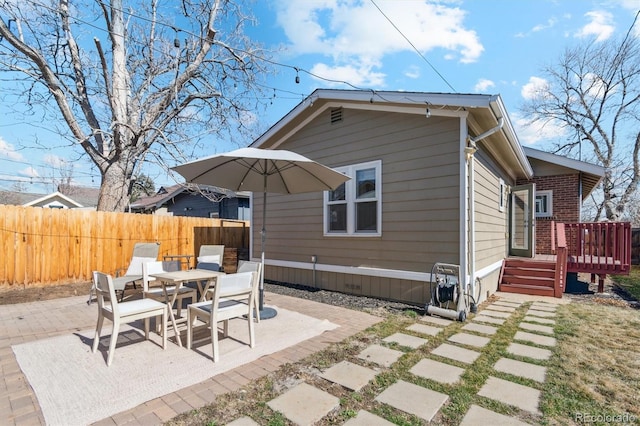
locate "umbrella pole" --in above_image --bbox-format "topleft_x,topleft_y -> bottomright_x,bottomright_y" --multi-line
259,173 -> 277,319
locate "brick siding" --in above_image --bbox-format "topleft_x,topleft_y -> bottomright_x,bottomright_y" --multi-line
517,174 -> 580,254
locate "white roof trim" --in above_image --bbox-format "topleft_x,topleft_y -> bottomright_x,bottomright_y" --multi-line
523,147 -> 605,176
23,191 -> 83,208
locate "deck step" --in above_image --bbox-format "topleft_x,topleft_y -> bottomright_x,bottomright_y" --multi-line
499,283 -> 555,297
501,275 -> 554,287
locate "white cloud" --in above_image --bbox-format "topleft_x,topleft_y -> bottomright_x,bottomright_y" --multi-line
275,0 -> 483,86
473,78 -> 495,93
512,112 -> 568,146
532,17 -> 558,33
521,76 -> 549,100
18,166 -> 40,178
43,154 -> 68,168
0,136 -> 24,161
404,65 -> 421,79
310,63 -> 386,87
575,10 -> 615,42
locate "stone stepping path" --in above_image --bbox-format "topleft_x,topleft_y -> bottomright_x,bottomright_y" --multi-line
480,309 -> 511,319
226,417 -> 259,426
485,304 -> 517,313
514,331 -> 557,347
383,332 -> 428,349
357,344 -> 403,368
522,315 -> 555,325
320,361 -> 377,391
374,380 -> 449,422
267,382 -> 339,425
460,405 -> 532,426
462,322 -> 498,335
478,376 -> 541,414
406,322 -> 442,336
493,300 -> 522,308
432,343 -> 481,364
519,322 -> 554,335
472,315 -> 505,325
526,309 -> 556,318
343,410 -> 395,425
507,342 -> 553,361
410,358 -> 465,384
420,315 -> 454,326
494,357 -> 547,383
448,332 -> 491,348
264,298 -> 562,425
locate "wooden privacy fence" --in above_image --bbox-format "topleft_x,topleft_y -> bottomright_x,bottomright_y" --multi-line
0,205 -> 249,288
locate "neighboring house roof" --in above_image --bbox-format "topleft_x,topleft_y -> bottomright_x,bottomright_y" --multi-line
524,146 -> 604,199
130,184 -> 249,211
23,191 -> 83,208
251,89 -> 534,180
58,185 -> 100,208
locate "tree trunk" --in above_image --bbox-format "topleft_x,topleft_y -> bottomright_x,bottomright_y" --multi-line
96,159 -> 134,211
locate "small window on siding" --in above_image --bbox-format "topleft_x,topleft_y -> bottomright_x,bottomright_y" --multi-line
324,160 -> 382,237
330,107 -> 343,124
535,190 -> 553,218
498,179 -> 506,212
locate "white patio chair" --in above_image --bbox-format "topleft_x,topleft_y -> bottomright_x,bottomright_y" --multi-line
196,244 -> 225,271
87,242 -> 160,304
142,260 -> 197,319
91,271 -> 167,366
236,260 -> 262,323
186,271 -> 257,362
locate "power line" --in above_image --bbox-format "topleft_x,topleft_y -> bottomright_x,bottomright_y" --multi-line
369,0 -> 457,92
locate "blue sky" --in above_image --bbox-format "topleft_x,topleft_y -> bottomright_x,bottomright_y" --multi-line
1,0 -> 639,194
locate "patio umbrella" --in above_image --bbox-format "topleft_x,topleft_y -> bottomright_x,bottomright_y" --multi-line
172,147 -> 350,319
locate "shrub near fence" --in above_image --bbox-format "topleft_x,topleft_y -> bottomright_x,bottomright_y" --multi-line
0,205 -> 249,288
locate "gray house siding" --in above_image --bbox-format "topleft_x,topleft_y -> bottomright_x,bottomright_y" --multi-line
254,107 -> 462,305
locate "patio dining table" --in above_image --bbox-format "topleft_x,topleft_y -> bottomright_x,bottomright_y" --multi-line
149,268 -> 225,347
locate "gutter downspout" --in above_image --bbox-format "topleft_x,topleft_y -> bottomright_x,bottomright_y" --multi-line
466,117 -> 504,302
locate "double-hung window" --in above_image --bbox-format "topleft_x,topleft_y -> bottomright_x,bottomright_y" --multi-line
535,190 -> 553,218
324,160 -> 382,236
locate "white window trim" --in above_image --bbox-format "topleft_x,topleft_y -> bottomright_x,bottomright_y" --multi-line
323,160 -> 382,237
535,190 -> 553,218
498,178 -> 506,212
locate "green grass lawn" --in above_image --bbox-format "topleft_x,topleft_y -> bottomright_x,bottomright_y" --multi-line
611,265 -> 640,301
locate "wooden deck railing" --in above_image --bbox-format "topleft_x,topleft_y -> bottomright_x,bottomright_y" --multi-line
553,222 -> 567,297
563,222 -> 632,275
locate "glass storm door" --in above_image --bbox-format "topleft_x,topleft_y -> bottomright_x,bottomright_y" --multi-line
509,184 -> 535,257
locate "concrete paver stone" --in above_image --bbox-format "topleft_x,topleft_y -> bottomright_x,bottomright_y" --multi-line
514,331 -> 557,347
462,323 -> 498,335
448,332 -> 491,348
526,309 -> 556,318
357,344 -> 404,368
406,323 -> 442,336
519,322 -> 554,335
267,383 -> 339,425
530,303 -> 557,312
486,304 -> 517,313
507,342 -> 552,361
479,310 -> 511,319
493,301 -> 522,308
320,361 -> 377,391
420,316 -> 454,327
383,332 -> 428,349
494,357 -> 547,383
472,315 -> 505,325
374,380 -> 449,422
342,410 -> 395,426
522,316 -> 556,325
409,358 -> 465,384
226,417 -> 260,426
478,376 -> 541,414
460,405 -> 532,426
432,343 -> 482,364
